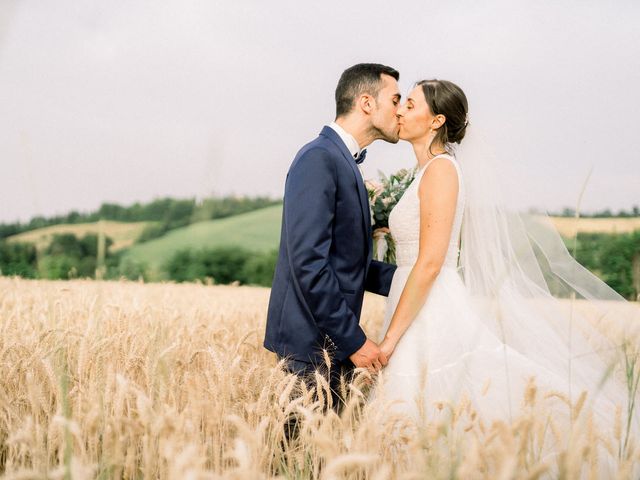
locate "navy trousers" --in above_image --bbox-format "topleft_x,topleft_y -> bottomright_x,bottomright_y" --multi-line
282,356 -> 356,410
279,355 -> 357,443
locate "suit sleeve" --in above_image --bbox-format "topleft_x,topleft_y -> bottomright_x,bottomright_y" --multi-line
364,260 -> 397,296
284,148 -> 367,362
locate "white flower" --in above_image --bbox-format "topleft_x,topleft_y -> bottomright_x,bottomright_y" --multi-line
373,228 -> 389,261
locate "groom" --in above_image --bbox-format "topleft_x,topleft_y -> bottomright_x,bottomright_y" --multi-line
264,63 -> 400,414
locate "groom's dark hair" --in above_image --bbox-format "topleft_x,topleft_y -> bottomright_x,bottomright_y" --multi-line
335,63 -> 399,118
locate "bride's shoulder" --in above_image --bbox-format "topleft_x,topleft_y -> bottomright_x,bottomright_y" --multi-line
436,153 -> 459,165
423,155 -> 459,177
418,155 -> 460,191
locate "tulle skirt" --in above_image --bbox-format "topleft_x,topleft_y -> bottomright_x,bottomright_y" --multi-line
369,265 -> 635,474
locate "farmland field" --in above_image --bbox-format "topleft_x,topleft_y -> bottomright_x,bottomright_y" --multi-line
8,211 -> 638,281
1,277 -> 640,479
6,221 -> 151,252
550,216 -> 640,238
122,205 -> 283,273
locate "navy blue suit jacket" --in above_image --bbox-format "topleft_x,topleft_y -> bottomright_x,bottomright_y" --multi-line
264,126 -> 397,364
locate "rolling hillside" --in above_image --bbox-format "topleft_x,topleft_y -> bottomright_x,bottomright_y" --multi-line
7,204 -> 640,283
7,220 -> 151,251
7,208 -> 640,260
123,204 -> 283,271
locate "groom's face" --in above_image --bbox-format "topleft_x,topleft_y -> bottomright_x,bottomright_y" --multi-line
369,74 -> 401,143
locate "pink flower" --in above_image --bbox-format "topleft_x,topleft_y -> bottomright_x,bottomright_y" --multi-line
365,180 -> 384,198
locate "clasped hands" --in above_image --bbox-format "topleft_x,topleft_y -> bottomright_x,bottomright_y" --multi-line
349,337 -> 396,375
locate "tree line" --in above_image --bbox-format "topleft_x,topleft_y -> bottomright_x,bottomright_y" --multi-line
0,196 -> 282,240
2,229 -> 639,299
546,206 -> 640,218
1,197 -> 639,297
571,231 -> 640,300
0,234 -> 278,287
3,201 -> 637,241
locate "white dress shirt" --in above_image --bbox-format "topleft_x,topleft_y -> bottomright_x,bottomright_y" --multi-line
328,122 -> 363,159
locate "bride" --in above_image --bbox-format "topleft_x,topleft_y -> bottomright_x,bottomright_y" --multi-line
370,79 -> 640,460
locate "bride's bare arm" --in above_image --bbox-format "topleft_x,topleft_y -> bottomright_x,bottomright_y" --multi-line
380,158 -> 459,357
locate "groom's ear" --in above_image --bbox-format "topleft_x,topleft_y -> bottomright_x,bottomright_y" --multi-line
357,94 -> 375,116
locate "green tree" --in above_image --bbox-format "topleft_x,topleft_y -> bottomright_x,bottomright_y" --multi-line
40,233 -> 115,280
164,247 -> 278,286
573,231 -> 640,300
38,255 -> 78,280
0,241 -> 38,277
241,249 -> 278,287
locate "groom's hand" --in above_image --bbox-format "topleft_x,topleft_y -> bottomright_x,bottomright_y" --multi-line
349,338 -> 388,373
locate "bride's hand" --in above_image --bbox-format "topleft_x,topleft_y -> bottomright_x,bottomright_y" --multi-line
379,338 -> 396,363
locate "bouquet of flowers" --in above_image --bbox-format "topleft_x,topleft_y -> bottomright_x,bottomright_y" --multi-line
365,166 -> 417,264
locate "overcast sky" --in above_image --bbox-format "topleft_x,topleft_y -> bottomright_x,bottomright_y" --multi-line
1,0 -> 639,223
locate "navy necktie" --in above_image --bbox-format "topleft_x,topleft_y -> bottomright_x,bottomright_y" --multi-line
355,149 -> 367,165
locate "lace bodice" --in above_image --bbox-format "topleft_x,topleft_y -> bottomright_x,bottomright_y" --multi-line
388,154 -> 465,268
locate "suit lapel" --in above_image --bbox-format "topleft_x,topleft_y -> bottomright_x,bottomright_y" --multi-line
319,127 -> 372,258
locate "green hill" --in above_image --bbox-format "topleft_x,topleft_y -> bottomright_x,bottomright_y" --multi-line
123,204 -> 283,274
7,221 -> 151,251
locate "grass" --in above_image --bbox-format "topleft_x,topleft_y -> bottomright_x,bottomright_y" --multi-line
122,205 -> 283,271
0,277 -> 639,479
7,209 -> 637,273
6,221 -> 152,252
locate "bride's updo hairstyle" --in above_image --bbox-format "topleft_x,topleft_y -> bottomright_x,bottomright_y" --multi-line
417,79 -> 469,146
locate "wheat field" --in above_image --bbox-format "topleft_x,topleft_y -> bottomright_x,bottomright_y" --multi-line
549,217 -> 640,238
1,277 -> 639,479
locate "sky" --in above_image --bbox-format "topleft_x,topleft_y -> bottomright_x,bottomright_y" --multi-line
1,0 -> 639,223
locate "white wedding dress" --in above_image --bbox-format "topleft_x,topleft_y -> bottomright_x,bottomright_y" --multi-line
371,153 -> 634,455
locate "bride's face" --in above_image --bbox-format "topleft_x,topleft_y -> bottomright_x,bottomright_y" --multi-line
397,85 -> 437,143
